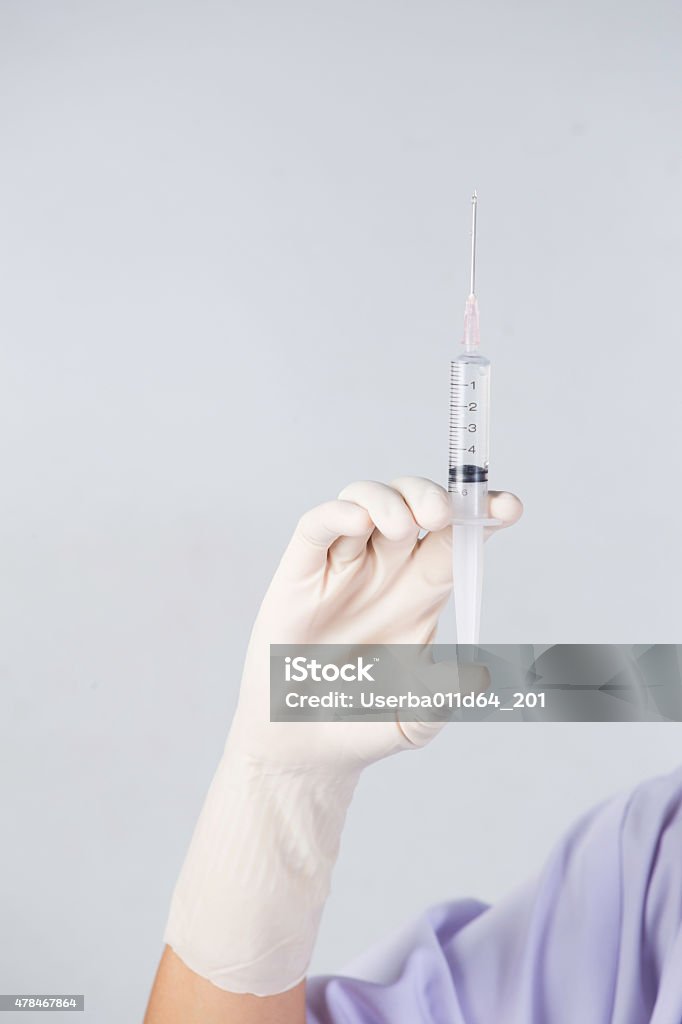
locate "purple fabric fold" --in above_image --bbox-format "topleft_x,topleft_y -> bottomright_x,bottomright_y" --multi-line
307,767 -> 682,1023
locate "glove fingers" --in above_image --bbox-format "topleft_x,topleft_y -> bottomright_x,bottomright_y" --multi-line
337,480 -> 419,544
485,491 -> 524,538
279,486 -> 522,582
329,526 -> 375,567
280,500 -> 373,577
389,476 -> 452,533
388,477 -> 451,581
414,525 -> 452,586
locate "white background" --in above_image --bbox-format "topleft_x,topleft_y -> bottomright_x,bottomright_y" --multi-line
1,1 -> 681,1020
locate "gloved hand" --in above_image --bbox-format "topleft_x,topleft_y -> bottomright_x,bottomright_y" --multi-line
164,477 -> 522,995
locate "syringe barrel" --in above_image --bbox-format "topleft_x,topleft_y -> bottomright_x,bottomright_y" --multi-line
450,480 -> 488,520
448,353 -> 491,512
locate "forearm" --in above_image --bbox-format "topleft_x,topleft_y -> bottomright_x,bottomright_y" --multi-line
144,947 -> 306,1024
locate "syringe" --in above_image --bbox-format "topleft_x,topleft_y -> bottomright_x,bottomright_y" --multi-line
448,192 -> 499,644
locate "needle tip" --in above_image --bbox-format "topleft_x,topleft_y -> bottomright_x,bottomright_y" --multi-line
472,190 -> 478,202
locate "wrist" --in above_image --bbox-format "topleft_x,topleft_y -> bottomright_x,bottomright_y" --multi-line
165,743 -> 359,995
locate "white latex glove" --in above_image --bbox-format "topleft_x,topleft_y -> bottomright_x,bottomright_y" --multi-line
164,477 -> 521,995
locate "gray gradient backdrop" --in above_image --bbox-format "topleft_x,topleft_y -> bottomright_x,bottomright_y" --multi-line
1,1 -> 681,1020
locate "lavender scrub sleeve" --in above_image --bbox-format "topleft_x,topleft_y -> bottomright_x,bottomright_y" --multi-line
308,767 -> 682,1024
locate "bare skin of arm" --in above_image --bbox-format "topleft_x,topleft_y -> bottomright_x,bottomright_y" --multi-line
144,946 -> 306,1024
